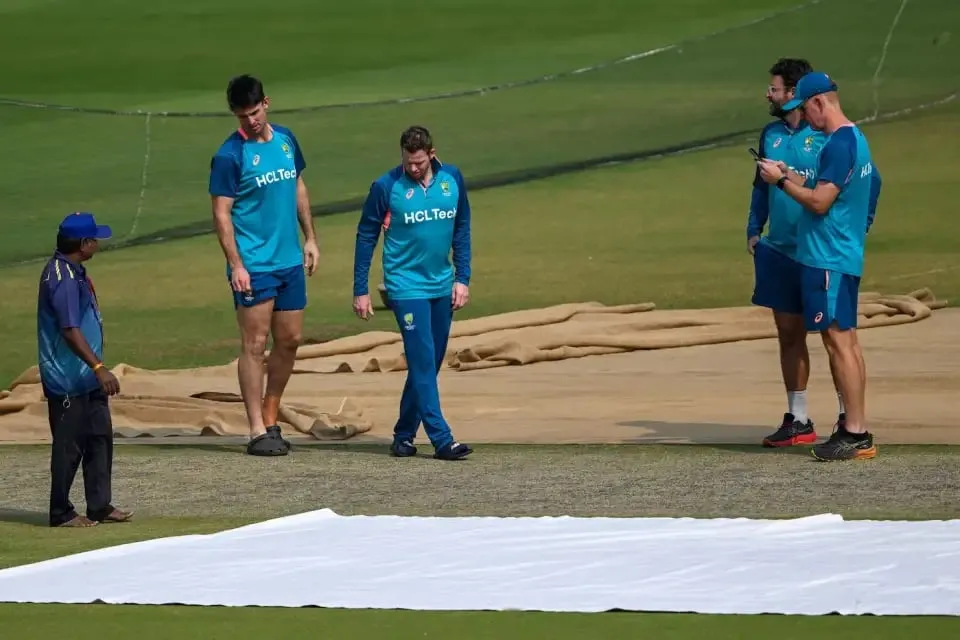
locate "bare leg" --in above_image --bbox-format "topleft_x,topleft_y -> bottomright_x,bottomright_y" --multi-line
820,324 -> 866,433
855,339 -> 866,395
827,355 -> 848,421
774,311 -> 809,393
828,357 -> 840,404
236,300 -> 274,439
262,310 -> 304,426
762,311 -> 817,447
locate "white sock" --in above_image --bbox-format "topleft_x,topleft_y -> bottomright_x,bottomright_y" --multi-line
787,390 -> 808,423
837,393 -> 846,416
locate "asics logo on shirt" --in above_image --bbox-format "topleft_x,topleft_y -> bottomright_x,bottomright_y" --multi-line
403,208 -> 457,225
254,168 -> 297,188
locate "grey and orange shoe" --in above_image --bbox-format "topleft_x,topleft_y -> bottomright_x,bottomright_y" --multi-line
762,413 -> 818,448
811,425 -> 877,461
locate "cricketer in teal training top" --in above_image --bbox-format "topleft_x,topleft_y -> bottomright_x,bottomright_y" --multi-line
748,60 -> 826,262
748,58 -> 827,449
749,60 -> 881,452
352,125 -> 473,461
758,70 -> 881,462
209,74 -> 320,458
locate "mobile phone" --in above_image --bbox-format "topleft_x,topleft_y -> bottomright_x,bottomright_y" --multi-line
748,147 -> 762,161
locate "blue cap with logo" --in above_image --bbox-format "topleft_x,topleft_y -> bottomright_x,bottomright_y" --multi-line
58,212 -> 112,240
782,71 -> 838,112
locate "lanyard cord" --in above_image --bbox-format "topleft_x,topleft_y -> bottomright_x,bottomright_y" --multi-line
86,275 -> 105,349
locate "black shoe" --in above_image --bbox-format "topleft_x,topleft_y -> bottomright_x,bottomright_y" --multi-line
390,439 -> 418,457
811,425 -> 877,461
762,413 -> 817,448
433,441 -> 473,460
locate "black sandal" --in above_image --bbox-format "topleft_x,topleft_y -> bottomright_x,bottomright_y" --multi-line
246,431 -> 289,456
266,425 -> 292,452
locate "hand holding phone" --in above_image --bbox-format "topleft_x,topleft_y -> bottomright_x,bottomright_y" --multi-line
749,147 -> 762,162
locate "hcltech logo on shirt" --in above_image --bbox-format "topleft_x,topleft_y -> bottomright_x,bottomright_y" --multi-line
402,208 -> 457,224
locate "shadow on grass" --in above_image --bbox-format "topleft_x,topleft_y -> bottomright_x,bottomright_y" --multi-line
619,419 -> 808,448
695,443 -> 816,457
109,440 -> 482,462
0,508 -> 46,526
116,441 -> 399,459
291,443 -> 398,458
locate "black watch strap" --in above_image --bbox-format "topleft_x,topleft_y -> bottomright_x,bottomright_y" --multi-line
776,176 -> 787,190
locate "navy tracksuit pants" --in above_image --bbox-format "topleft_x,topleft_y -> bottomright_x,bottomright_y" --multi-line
390,295 -> 454,449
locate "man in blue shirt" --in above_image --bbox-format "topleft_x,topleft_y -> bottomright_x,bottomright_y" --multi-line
747,57 -> 829,449
758,71 -> 883,462
208,75 -> 320,457
37,212 -> 132,527
352,125 -> 473,461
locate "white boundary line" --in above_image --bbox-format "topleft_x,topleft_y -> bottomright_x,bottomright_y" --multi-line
122,113 -> 153,242
0,1 -> 825,117
871,0 -> 911,120
2,90 -> 954,269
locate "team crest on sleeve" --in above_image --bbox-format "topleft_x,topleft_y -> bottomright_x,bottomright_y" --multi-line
281,143 -> 293,159
440,180 -> 451,196
803,136 -> 814,152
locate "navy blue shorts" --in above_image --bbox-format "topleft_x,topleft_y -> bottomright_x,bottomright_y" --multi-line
799,265 -> 860,332
751,241 -> 803,315
231,265 -> 306,311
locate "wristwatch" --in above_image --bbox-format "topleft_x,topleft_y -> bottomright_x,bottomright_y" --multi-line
776,176 -> 787,190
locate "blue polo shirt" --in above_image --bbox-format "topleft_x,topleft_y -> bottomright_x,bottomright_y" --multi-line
36,252 -> 104,398
353,159 -> 472,301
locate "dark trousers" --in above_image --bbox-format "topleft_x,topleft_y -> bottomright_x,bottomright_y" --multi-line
47,389 -> 114,526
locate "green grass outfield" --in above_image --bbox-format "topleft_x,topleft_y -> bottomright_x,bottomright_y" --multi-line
1,102 -> 957,386
1,604 -> 953,640
1,0 -> 957,262
1,122 -> 955,639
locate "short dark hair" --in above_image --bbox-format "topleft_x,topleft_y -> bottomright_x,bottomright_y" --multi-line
56,234 -> 83,254
768,58 -> 813,89
226,74 -> 265,111
400,126 -> 433,153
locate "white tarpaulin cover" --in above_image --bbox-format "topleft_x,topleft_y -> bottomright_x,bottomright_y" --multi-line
0,509 -> 958,615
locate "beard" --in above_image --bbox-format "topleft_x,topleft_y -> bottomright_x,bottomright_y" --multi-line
768,99 -> 787,118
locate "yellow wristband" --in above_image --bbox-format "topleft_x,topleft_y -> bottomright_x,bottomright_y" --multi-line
93,362 -> 105,372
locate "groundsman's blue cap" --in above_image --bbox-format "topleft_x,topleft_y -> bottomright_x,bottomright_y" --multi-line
58,212 -> 112,240
782,71 -> 838,112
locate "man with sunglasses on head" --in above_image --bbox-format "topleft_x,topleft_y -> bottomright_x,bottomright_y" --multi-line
747,57 -> 832,449
757,71 -> 883,461
208,74 -> 320,457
